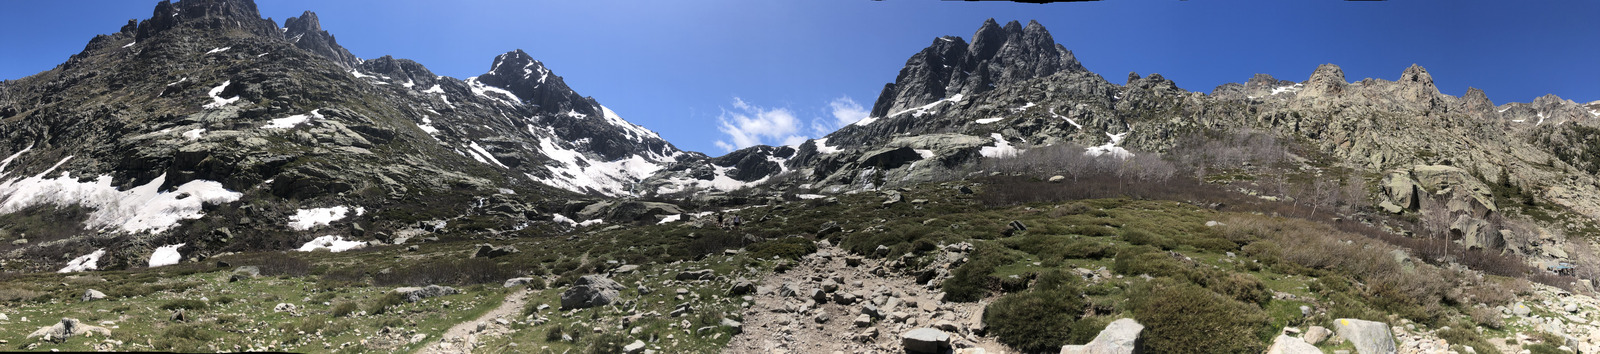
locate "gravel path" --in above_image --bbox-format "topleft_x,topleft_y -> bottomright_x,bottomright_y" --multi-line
420,288 -> 533,354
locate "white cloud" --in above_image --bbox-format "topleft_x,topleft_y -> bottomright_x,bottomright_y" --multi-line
812,96 -> 870,136
715,96 -> 869,152
715,98 -> 804,152
829,96 -> 870,126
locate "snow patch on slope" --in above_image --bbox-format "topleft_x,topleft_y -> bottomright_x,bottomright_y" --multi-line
466,141 -> 509,168
465,77 -> 522,106
1084,132 -> 1134,159
287,206 -> 351,231
296,236 -> 367,253
148,244 -> 185,268
814,138 -> 843,154
980,133 -> 1022,158
0,151 -> 241,234
263,109 -> 323,129
59,249 -> 105,273
527,125 -> 674,196
203,81 -> 239,109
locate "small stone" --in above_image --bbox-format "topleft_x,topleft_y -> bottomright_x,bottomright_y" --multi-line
854,314 -> 873,328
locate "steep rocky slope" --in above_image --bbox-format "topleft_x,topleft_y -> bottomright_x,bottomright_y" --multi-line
641,19 -> 1600,274
0,0 -> 693,271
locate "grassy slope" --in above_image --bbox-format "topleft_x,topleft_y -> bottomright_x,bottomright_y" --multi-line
0,178 -> 1536,353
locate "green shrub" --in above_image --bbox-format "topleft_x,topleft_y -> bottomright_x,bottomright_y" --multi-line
331,302 -> 359,317
365,291 -> 406,315
1067,316 -> 1113,346
159,299 -> 209,311
1063,239 -> 1112,259
1113,250 -> 1187,278
153,324 -> 213,350
1121,229 -> 1174,250
545,325 -> 567,342
1198,271 -> 1271,306
748,237 -> 817,260
1437,326 -> 1502,354
985,286 -> 1086,352
1130,280 -> 1270,353
944,244 -> 1017,302
1066,225 -> 1117,237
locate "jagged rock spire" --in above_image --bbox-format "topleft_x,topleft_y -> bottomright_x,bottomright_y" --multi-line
868,19 -> 1086,118
285,11 -> 360,68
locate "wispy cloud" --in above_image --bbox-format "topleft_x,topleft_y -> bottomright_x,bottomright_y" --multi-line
813,96 -> 870,135
716,96 -> 871,153
715,98 -> 805,152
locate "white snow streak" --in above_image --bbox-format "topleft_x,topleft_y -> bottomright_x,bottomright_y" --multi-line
59,249 -> 105,273
203,81 -> 239,109
287,206 -> 351,231
296,236 -> 367,253
263,109 -> 323,129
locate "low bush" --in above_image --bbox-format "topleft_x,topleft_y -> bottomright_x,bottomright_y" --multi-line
365,291 -> 406,315
331,301 -> 359,317
160,299 -> 209,311
1121,229 -> 1174,250
1113,248 -> 1187,278
747,236 -> 817,260
1130,279 -> 1270,353
985,270 -> 1087,352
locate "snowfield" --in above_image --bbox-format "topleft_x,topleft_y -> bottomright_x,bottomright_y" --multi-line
1,149 -> 242,234
296,236 -> 367,253
286,206 -> 353,231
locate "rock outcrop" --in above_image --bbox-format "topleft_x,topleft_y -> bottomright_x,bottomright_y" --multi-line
1061,318 -> 1145,354
1332,318 -> 1397,354
560,275 -> 624,310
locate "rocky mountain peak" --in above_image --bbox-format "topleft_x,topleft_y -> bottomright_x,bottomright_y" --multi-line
868,19 -> 1086,118
473,49 -> 598,117
284,10 -> 360,68
1458,87 -> 1496,114
134,0 -> 280,41
1400,64 -> 1435,87
1299,63 -> 1348,99
283,10 -> 322,33
357,55 -> 438,90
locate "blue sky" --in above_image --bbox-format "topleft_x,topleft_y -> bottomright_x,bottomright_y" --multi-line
1,0 -> 1596,155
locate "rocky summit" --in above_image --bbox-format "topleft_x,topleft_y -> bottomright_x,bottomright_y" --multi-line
1,0 -> 1598,353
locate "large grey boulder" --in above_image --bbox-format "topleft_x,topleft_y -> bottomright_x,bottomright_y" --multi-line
676,269 -> 714,281
503,277 -> 539,288
1304,325 -> 1333,345
1267,334 -> 1321,354
901,327 -> 951,354
561,275 -> 624,310
26,318 -> 111,343
1061,318 -> 1144,354
82,289 -> 107,302
394,285 -> 459,303
470,243 -> 519,258
1331,318 -> 1397,354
